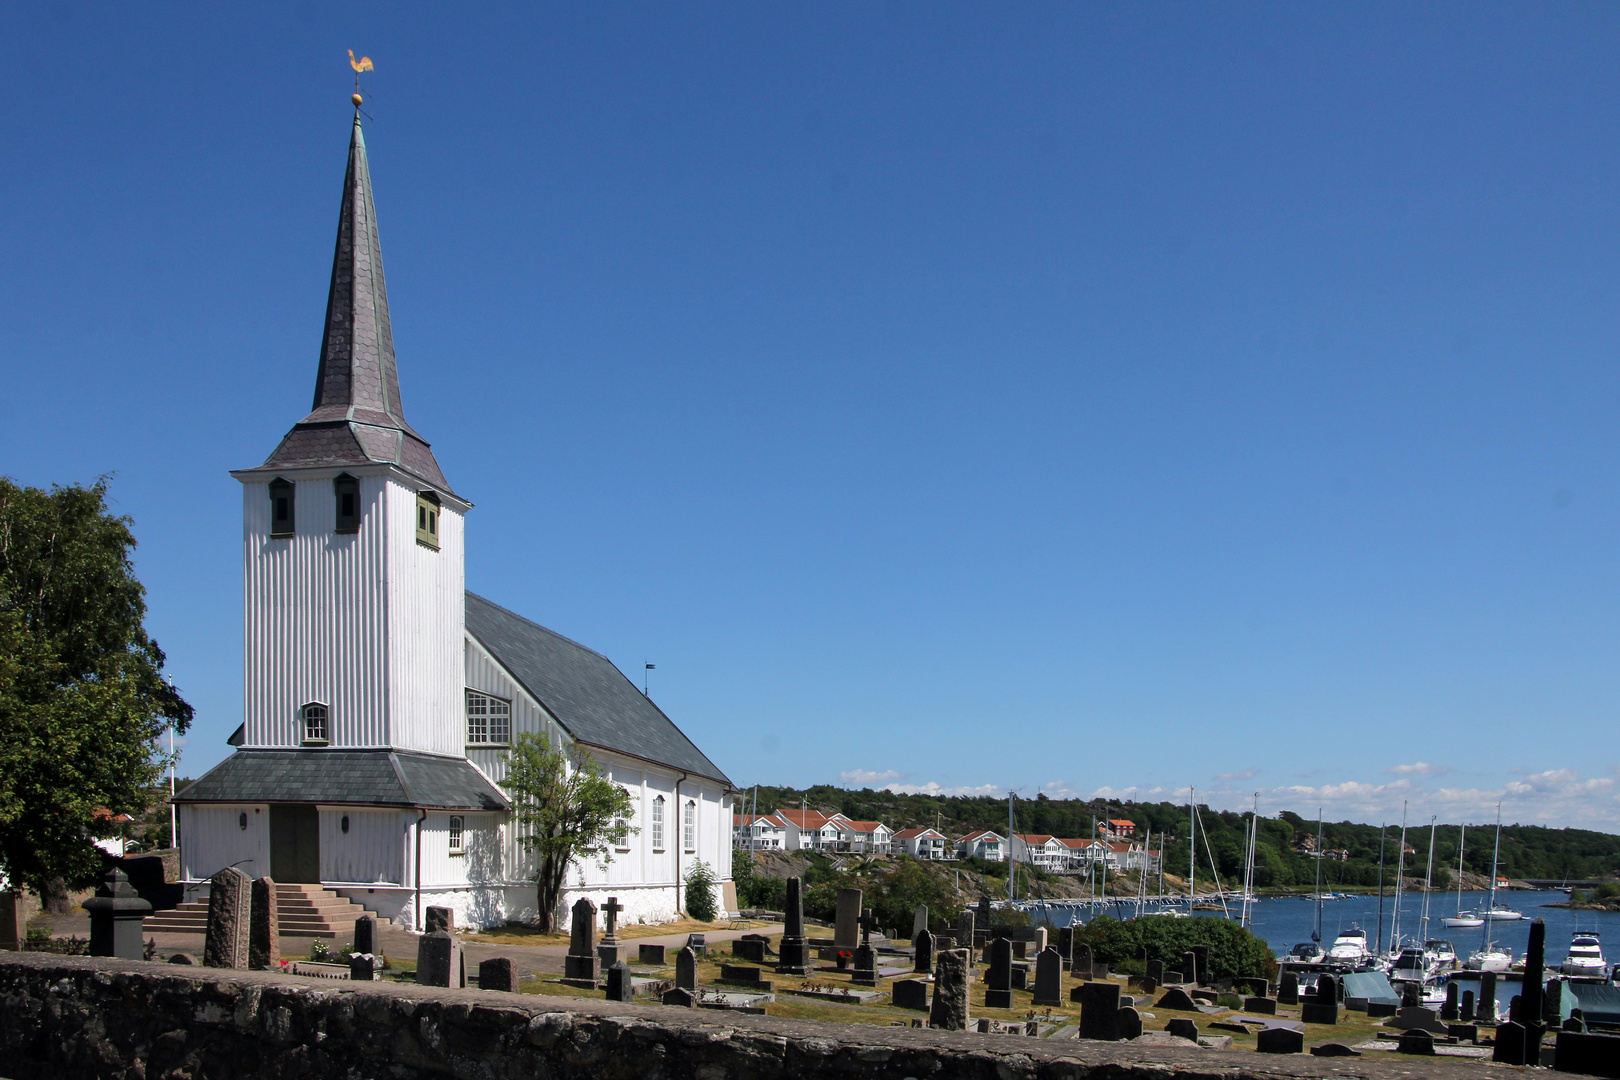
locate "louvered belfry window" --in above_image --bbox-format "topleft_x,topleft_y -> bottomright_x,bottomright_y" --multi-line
333,474 -> 360,533
269,478 -> 295,537
416,491 -> 440,549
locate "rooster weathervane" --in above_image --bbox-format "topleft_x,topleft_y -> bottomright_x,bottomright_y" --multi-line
349,50 -> 374,110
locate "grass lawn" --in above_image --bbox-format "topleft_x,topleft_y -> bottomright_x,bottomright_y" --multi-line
469,917 -> 777,948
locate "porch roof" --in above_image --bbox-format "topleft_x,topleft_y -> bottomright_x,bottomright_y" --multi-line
174,749 -> 509,811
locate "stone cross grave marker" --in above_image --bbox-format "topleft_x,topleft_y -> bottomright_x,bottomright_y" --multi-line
858,907 -> 878,946
913,928 -> 934,975
1031,946 -> 1063,1007
984,937 -> 1013,1009
834,888 -> 862,948
203,866 -> 252,969
598,895 -> 625,966
564,897 -> 600,982
249,877 -> 279,970
929,948 -> 969,1031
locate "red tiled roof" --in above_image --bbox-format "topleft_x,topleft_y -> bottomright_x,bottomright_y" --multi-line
958,830 -> 1003,843
1013,833 -> 1054,845
893,827 -> 944,840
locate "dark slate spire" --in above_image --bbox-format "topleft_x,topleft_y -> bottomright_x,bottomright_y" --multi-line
255,113 -> 453,493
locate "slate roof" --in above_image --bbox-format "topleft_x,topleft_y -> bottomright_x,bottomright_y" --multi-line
174,749 -> 508,811
465,591 -> 733,787
242,113 -> 454,495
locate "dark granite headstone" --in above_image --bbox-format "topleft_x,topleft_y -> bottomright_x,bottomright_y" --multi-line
983,937 -> 1013,1009
913,928 -> 934,975
777,877 -> 810,975
1493,1021 -> 1528,1066
834,888 -> 862,948
852,943 -> 878,987
1155,986 -> 1198,1011
85,868 -> 151,962
1460,988 -> 1475,1022
1010,966 -> 1027,990
675,945 -> 697,991
929,948 -> 969,1031
1076,980 -> 1122,1040
353,915 -> 377,956
1441,981 -> 1460,1021
1073,944 -> 1093,979
1117,1006 -> 1143,1039
976,896 -> 992,936
1165,1018 -> 1199,1041
1478,971 -> 1498,1023
1277,970 -> 1299,1005
478,956 -> 517,992
1367,1001 -> 1397,1018
1032,946 -> 1063,1007
1544,977 -> 1563,1026
733,938 -> 768,964
1146,958 -> 1164,983
416,930 -> 459,988
1554,1031 -> 1620,1076
1057,926 -> 1074,966
0,892 -> 25,952
1182,950 -> 1198,986
1257,1026 -> 1305,1054
423,906 -> 454,934
249,877 -> 278,970
605,960 -> 634,1002
1191,946 -> 1209,982
662,987 -> 695,1007
956,910 -> 975,964
1448,1023 -> 1478,1043
203,867 -> 252,969
1300,1000 -> 1338,1025
348,954 -> 378,981
1398,1029 -> 1435,1055
639,943 -> 666,965
893,978 -> 929,1010
1563,1012 -> 1586,1034
564,897 -> 599,982
1310,1043 -> 1361,1057
1245,996 -> 1277,1014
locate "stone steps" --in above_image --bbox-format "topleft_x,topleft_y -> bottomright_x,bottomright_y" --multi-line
142,885 -> 380,939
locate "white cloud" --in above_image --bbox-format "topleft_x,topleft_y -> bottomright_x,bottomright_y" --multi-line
1214,768 -> 1259,782
840,769 -> 901,787
882,781 -> 1003,798
1387,762 -> 1450,776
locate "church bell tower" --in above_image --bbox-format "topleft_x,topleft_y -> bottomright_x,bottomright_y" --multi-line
231,112 -> 470,758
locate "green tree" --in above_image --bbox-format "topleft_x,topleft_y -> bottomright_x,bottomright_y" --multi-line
685,860 -> 718,922
0,477 -> 191,902
1074,915 -> 1276,980
499,732 -> 634,932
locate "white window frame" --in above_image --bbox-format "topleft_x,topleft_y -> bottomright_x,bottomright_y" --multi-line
301,702 -> 328,745
682,799 -> 697,854
448,815 -> 465,856
651,795 -> 665,852
465,689 -> 511,746
615,787 -> 632,853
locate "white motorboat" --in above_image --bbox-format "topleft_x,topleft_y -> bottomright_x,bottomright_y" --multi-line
1562,933 -> 1606,978
1444,826 -> 1482,927
1389,945 -> 1435,984
1444,911 -> 1484,928
1466,947 -> 1514,972
1483,906 -> 1523,921
1328,927 -> 1371,966
1284,941 -> 1326,964
1425,939 -> 1459,971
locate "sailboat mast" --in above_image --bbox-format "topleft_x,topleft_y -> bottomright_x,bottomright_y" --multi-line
1420,815 -> 1437,942
1375,824 -> 1387,955
1188,786 -> 1196,903
1392,802 -> 1408,952
1486,804 -> 1502,954
1455,823 -> 1466,916
1008,791 -> 1015,906
1313,809 -> 1324,943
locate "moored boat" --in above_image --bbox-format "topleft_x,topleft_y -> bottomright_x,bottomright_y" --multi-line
1562,932 -> 1605,978
1328,926 -> 1371,966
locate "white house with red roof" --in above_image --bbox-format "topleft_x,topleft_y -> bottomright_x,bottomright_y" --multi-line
1010,833 -> 1070,870
893,827 -> 949,859
776,808 -> 847,852
733,812 -> 790,850
956,829 -> 1006,861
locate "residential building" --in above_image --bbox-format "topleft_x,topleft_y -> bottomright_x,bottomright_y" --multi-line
892,827 -> 950,859
1010,834 -> 1069,870
734,812 -> 790,850
957,830 -> 1006,861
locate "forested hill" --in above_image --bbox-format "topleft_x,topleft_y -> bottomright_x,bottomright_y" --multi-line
741,784 -> 1620,886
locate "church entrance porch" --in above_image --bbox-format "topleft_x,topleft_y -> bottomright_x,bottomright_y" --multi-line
270,805 -> 320,883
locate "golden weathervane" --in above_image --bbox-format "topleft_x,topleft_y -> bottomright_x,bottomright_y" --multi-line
349,50 -> 374,108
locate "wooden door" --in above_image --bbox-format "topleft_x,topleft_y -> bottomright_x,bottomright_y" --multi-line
270,805 -> 321,883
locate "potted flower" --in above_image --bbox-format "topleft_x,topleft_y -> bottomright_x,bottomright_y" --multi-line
836,950 -> 851,970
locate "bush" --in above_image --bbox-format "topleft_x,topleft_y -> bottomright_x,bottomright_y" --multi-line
731,849 -> 789,910
685,860 -> 718,922
1073,915 -> 1276,981
1595,882 -> 1620,901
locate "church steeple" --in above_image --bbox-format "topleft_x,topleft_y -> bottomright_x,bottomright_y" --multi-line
256,113 -> 453,493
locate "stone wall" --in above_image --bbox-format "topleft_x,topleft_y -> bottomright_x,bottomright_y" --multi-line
0,952 -> 1506,1080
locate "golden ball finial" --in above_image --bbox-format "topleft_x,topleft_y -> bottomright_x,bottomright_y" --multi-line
352,92 -> 363,108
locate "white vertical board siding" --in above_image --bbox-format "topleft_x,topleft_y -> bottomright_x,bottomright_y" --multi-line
179,804 -> 267,881
318,807 -> 406,884
417,812 -> 502,888
387,478 -> 465,756
604,764 -> 644,886
242,474 -> 390,748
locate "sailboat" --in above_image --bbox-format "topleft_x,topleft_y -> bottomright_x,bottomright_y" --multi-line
1444,822 -> 1483,928
1466,805 -> 1514,972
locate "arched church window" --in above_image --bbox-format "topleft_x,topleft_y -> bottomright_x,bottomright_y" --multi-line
416,491 -> 440,549
683,799 -> 696,854
465,690 -> 510,745
448,816 -> 465,855
334,474 -> 360,533
301,702 -> 328,745
269,478 -> 295,537
650,795 -> 665,852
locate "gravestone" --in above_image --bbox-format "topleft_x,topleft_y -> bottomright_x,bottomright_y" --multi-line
1449,1023 -> 1479,1042
564,897 -> 600,982
913,928 -> 934,975
1245,996 -> 1277,1015
1235,977 -> 1269,998
1128,975 -> 1158,995
0,892 -> 26,951
598,896 -> 625,967
1181,950 -> 1199,986
1478,971 -> 1498,1023
1031,946 -> 1063,1007
675,945 -> 697,990
1073,944 -> 1094,980
1032,927 -> 1048,954
1057,926 -> 1074,968
912,904 -> 929,938
1493,1021 -> 1530,1066
1555,1031 -> 1620,1076
1544,978 -> 1563,1026
1399,1029 -> 1435,1055
1166,1018 -> 1199,1041
983,937 -> 1013,1009
1155,986 -> 1199,1011
1277,970 -> 1299,1005
1010,966 -> 1027,990
1367,1001 -> 1397,1018
423,906 -> 454,934
348,953 -> 378,981
733,937 -> 769,964
1146,958 -> 1164,983
977,896 -> 993,936
605,960 -> 634,1002
1257,1027 -> 1305,1054
852,943 -> 879,987
86,867 -> 151,962
1460,988 -> 1475,1022
1311,1043 -> 1361,1057
1300,974 -> 1338,1025
353,915 -> 377,957
662,987 -> 696,1007
893,978 -> 929,1011
1191,945 -> 1209,983
1117,1006 -> 1143,1040
203,866 -> 252,969
639,943 -> 666,965
777,877 -> 811,975
416,930 -> 460,988
1401,981 -> 1421,1008
478,957 -> 516,992
1076,980 -> 1122,1040
929,948 -> 970,1031
834,888 -> 863,948
249,877 -> 278,970
1440,981 -> 1460,1021
956,910 -> 975,964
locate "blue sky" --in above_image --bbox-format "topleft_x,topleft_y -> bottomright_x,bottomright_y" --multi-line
4,4 -> 1620,829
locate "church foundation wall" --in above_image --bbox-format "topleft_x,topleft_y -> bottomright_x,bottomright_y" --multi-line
0,952 -> 1507,1080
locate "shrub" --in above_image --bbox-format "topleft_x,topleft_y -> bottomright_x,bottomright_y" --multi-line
1595,882 -> 1620,901
308,939 -> 331,962
685,860 -> 718,922
1073,915 -> 1276,981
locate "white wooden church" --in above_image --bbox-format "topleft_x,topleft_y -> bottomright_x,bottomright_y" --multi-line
174,112 -> 736,931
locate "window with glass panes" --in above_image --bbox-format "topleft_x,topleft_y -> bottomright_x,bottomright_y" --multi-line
651,796 -> 665,851
682,800 -> 696,853
465,690 -> 511,745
